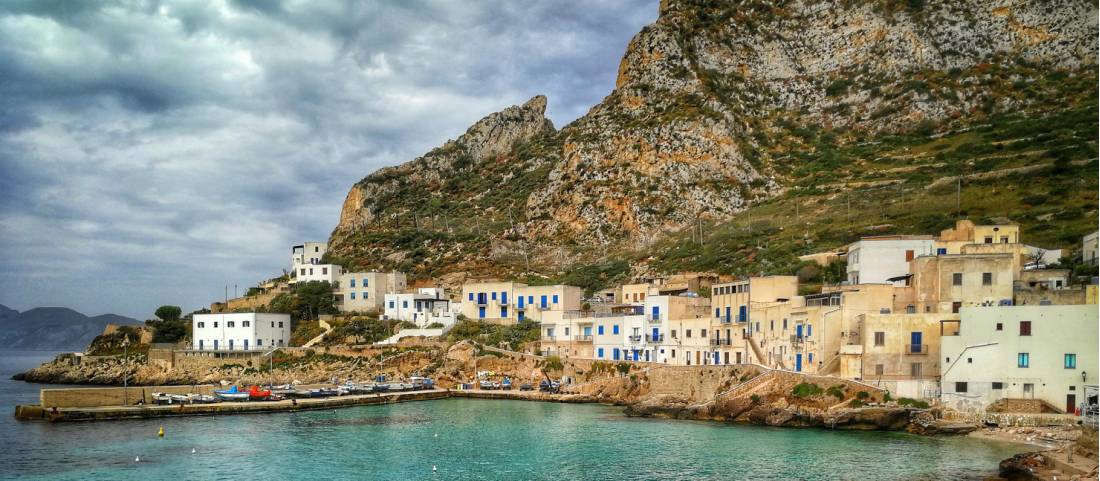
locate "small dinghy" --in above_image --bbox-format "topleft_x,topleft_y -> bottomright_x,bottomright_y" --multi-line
189,394 -> 217,404
215,386 -> 249,402
248,385 -> 272,401
169,394 -> 191,404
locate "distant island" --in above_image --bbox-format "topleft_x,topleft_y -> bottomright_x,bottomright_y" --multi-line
0,304 -> 140,351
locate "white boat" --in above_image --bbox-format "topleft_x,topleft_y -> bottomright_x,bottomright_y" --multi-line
189,394 -> 217,404
151,392 -> 173,405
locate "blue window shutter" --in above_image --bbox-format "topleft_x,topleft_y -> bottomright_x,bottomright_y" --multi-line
478,307 -> 485,319
501,307 -> 507,317
715,308 -> 720,318
528,296 -> 533,304
552,295 -> 558,304
364,278 -> 368,287
613,325 -> 619,335
350,279 -> 355,287
492,292 -> 497,300
597,348 -> 604,359
468,293 -> 474,301
540,295 -> 547,308
598,325 -> 604,335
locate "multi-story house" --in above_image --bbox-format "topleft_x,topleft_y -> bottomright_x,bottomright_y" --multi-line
940,305 -> 1098,414
191,312 -> 291,351
460,281 -> 582,324
335,271 -> 407,313
383,287 -> 457,327
293,263 -> 342,284
291,242 -> 327,269
845,235 -> 937,285
894,253 -> 1015,314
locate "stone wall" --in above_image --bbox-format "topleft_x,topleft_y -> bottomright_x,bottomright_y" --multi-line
41,385 -> 219,408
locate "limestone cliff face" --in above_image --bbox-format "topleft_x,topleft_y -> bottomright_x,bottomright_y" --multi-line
329,0 -> 1096,275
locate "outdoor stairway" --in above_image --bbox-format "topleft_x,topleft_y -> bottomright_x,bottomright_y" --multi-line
746,336 -> 767,365
301,319 -> 333,348
700,369 -> 780,407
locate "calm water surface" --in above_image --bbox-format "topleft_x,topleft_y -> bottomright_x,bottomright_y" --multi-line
0,351 -> 1024,480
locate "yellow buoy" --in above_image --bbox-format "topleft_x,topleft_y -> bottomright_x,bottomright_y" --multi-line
158,427 -> 165,438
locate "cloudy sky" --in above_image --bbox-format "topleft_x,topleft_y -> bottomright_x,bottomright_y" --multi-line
0,0 -> 657,320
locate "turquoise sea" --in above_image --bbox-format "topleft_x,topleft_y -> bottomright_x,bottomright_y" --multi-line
0,351 -> 1024,480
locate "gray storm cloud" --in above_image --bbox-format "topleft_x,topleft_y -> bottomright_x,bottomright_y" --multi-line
0,0 -> 657,318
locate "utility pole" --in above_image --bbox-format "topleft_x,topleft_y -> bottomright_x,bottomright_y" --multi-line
956,178 -> 962,218
122,336 -> 130,406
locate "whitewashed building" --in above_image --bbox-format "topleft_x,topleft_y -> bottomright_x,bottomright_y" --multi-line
383,287 -> 458,327
191,312 -> 291,351
294,263 -> 343,284
940,305 -> 1098,414
846,236 -> 936,285
291,242 -> 327,269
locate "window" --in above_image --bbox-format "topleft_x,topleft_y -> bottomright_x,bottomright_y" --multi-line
598,326 -> 604,335
1018,352 -> 1030,368
1000,236 -> 1008,244
564,327 -> 569,336
322,267 -> 328,275
612,325 -> 619,335
686,329 -> 692,338
271,322 -> 274,328
952,273 -> 963,286
300,268 -> 305,275
874,332 -> 885,346
214,322 -> 218,328
984,236 -> 993,244
905,250 -> 914,262
546,328 -> 554,337
500,307 -> 508,317
952,302 -> 962,313
402,301 -> 408,308
278,322 -> 284,328
874,364 -> 884,375
1065,354 -> 1077,369
1019,321 -> 1031,336
350,279 -> 356,288
992,382 -> 1003,390
1023,383 -> 1034,395
701,329 -> 707,338
937,248 -> 947,255
910,363 -> 923,377
388,301 -> 394,308
363,279 -> 369,287
807,325 -> 812,337
197,322 -> 205,328
227,321 -> 235,328
597,348 -> 604,359
770,320 -> 774,331
982,273 -> 992,285
552,295 -> 559,304
671,330 -> 677,339
955,382 -> 968,393
257,339 -> 262,347
782,319 -> 787,330
491,292 -> 497,301
243,321 -> 250,327
995,323 -> 1003,331
350,292 -> 356,300
468,293 -> 473,301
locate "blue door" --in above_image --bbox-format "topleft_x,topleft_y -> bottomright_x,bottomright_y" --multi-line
796,324 -> 803,339
714,352 -> 720,364
518,296 -> 524,307
199,340 -> 203,350
725,306 -> 731,323
243,339 -> 249,350
632,350 -> 639,361
613,348 -> 620,360
651,327 -> 659,342
501,292 -> 507,304
795,353 -> 803,372
645,351 -> 650,362
540,295 -> 547,308
739,305 -> 747,322
651,306 -> 660,321
478,307 -> 486,318
213,340 -> 218,350
911,332 -> 922,352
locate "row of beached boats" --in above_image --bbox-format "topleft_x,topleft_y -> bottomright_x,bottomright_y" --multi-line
151,377 -> 435,405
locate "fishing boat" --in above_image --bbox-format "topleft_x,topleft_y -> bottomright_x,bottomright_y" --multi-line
248,385 -> 272,400
309,388 -> 340,398
189,394 -> 217,404
215,386 -> 250,402
151,392 -> 173,405
409,377 -> 432,390
169,394 -> 191,404
373,383 -> 391,393
501,378 -> 512,390
269,384 -> 296,396
479,380 -> 494,390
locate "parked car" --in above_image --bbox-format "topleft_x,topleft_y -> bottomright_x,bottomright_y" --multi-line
519,383 -> 533,391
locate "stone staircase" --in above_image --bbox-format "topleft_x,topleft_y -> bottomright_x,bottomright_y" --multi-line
746,336 -> 766,365
301,319 -> 333,348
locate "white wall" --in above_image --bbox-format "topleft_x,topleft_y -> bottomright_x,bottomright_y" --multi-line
192,313 -> 291,351
847,239 -> 935,285
941,305 -> 1098,413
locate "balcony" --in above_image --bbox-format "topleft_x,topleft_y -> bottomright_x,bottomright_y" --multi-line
573,335 -> 593,343
628,335 -> 643,343
648,334 -> 664,343
649,316 -> 661,323
789,334 -> 804,344
475,299 -> 488,307
719,316 -> 732,324
906,344 -> 928,355
710,338 -> 732,346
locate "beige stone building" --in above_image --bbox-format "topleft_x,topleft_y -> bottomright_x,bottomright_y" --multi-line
460,281 -> 581,324
894,253 -> 1015,314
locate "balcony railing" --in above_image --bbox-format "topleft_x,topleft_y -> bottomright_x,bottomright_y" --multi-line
573,335 -> 593,342
649,316 -> 661,323
906,344 -> 928,355
628,335 -> 643,343
710,338 -> 732,346
648,334 -> 664,343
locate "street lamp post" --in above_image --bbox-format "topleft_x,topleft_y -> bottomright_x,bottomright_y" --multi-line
121,336 -> 130,406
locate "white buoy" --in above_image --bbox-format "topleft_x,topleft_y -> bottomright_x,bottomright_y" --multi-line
191,448 -> 196,454
135,456 -> 140,463
433,433 -> 438,438
432,465 -> 437,472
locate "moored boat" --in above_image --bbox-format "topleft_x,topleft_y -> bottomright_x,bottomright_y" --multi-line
215,386 -> 250,402
151,392 -> 173,405
248,385 -> 272,400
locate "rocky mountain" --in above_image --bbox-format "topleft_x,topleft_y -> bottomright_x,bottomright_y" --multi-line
329,0 -> 1098,285
0,305 -> 141,351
